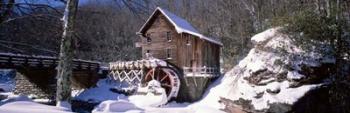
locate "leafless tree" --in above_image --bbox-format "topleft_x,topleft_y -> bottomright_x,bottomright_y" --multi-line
56,0 -> 79,107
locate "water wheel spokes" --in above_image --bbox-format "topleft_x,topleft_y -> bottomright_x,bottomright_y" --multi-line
144,67 -> 180,100
160,74 -> 169,82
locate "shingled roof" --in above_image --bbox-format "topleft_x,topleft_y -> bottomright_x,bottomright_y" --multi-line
138,7 -> 223,46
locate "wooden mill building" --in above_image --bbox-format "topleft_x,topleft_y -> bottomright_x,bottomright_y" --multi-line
136,7 -> 222,75
134,7 -> 223,101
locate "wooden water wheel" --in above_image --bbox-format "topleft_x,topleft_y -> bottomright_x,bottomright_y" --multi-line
144,67 -> 180,100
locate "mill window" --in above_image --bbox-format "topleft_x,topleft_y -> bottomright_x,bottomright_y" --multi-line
166,48 -> 171,59
146,34 -> 151,43
145,50 -> 151,58
186,35 -> 191,45
166,31 -> 172,42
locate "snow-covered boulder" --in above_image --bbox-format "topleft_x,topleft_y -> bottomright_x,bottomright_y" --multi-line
197,27 -> 335,113
251,27 -> 281,45
92,100 -> 142,113
128,80 -> 168,107
71,79 -> 127,112
73,79 -> 125,103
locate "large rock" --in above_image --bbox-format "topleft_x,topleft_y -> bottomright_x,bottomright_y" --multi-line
199,28 -> 337,113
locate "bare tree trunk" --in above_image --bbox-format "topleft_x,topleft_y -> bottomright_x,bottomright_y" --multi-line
168,0 -> 175,11
239,0 -> 259,32
325,0 -> 331,18
0,0 -> 15,23
181,0 -> 190,18
56,0 -> 79,108
315,0 -> 320,14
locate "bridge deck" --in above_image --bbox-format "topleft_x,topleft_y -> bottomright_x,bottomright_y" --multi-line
0,53 -> 100,71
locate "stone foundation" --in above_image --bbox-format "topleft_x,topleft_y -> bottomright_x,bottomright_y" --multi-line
14,69 -> 56,99
177,76 -> 212,102
14,69 -> 99,100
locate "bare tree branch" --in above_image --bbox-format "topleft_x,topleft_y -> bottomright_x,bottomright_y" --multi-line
0,0 -> 15,23
0,40 -> 58,54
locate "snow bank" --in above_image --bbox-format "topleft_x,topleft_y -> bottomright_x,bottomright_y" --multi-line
92,100 -> 143,113
0,101 -> 72,113
0,93 -> 32,105
56,101 -> 71,110
73,79 -> 124,103
92,80 -> 198,113
0,93 -> 71,113
92,100 -> 221,113
190,76 -> 228,109
128,80 -> 168,107
192,105 -> 226,113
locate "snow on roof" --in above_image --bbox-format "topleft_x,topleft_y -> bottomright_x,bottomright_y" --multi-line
138,7 -> 223,46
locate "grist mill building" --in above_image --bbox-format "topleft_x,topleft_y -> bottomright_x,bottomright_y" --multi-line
136,7 -> 222,72
110,7 -> 222,102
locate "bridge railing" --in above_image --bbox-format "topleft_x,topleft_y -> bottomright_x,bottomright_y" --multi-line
0,53 -> 100,71
182,66 -> 220,77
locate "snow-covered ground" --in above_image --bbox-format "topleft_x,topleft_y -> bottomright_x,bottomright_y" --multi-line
0,101 -> 71,113
0,92 -> 71,113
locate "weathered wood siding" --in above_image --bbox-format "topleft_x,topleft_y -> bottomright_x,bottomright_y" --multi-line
140,14 -> 179,66
139,13 -> 220,71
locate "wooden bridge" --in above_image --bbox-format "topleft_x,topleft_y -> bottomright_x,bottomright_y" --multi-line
0,52 -> 103,99
0,53 -> 100,71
